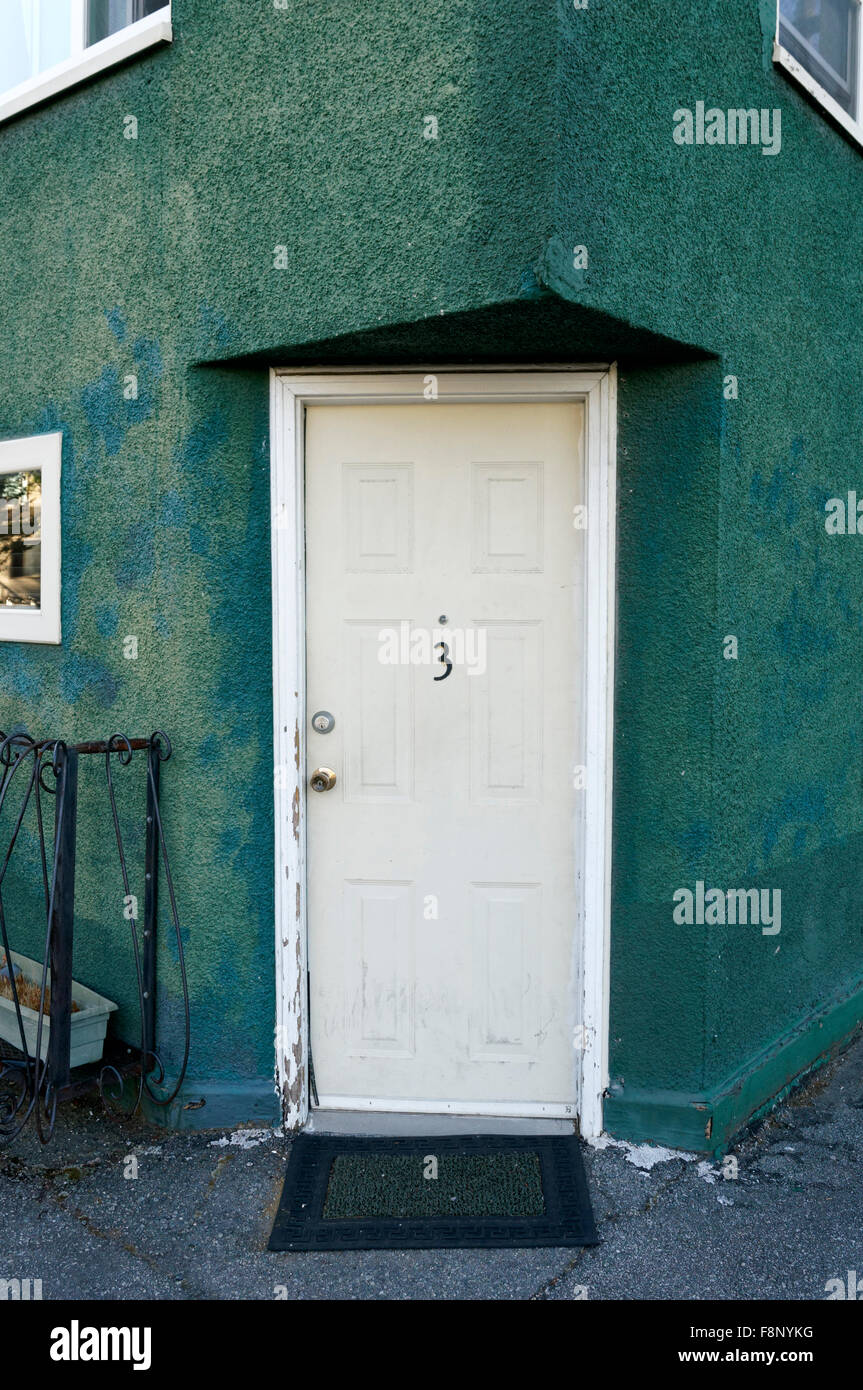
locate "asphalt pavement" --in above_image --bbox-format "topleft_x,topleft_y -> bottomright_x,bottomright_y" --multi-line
2,1030 -> 861,1300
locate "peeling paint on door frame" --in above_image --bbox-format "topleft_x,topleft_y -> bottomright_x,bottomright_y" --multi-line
270,366 -> 617,1135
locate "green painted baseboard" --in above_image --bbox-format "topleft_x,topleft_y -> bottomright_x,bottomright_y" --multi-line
139,1078 -> 280,1131
604,978 -> 863,1155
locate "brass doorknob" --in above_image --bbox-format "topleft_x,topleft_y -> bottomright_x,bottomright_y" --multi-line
310,767 -> 337,792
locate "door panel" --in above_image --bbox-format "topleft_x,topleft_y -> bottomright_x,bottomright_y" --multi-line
305,401 -> 585,1111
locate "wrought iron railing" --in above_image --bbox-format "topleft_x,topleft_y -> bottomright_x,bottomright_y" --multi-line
0,731 -> 189,1145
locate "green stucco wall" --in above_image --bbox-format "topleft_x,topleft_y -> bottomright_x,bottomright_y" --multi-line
0,0 -> 861,1146
554,0 -> 863,1149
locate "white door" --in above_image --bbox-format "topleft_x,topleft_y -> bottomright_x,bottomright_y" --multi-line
305,400 -> 585,1114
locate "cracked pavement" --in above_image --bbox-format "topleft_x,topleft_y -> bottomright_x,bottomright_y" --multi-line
1,1029 -> 862,1300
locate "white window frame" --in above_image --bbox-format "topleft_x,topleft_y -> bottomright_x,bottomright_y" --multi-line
774,0 -> 863,150
0,3 -> 171,127
270,366 -> 617,1139
0,432 -> 61,645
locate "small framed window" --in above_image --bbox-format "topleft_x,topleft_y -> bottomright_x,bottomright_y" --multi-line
0,433 -> 61,645
775,0 -> 863,145
0,2 -> 171,125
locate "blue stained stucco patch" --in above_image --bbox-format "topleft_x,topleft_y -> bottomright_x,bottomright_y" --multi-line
58,654 -> 120,707
809,483 -> 832,515
31,401 -> 65,435
749,464 -> 801,535
105,307 -> 127,343
170,414 -> 231,561
1,649 -> 44,702
94,602 -> 120,638
62,540 -> 94,642
174,412 -> 229,483
81,366 -> 154,455
755,785 -> 834,864
197,734 -> 220,768
196,304 -> 233,355
116,522 -> 155,591
189,523 -> 209,555
773,590 -> 836,663
81,367 -> 126,455
133,336 -> 164,379
115,528 -> 151,595
161,490 -> 187,526
792,825 -> 809,856
678,819 -> 718,868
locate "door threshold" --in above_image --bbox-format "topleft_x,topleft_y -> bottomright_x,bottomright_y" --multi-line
305,1109 -> 576,1137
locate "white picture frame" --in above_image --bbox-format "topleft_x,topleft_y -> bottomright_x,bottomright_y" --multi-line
0,431 -> 61,645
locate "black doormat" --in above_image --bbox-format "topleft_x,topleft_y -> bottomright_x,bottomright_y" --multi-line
268,1133 -> 598,1251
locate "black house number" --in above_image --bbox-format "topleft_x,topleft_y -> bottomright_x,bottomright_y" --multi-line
434,641 -> 453,681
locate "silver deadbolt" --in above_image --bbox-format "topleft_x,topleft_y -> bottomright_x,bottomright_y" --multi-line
310,767 -> 337,793
312,710 -> 335,734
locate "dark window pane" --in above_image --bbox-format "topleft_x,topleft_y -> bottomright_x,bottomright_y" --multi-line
780,0 -> 860,116
88,0 -> 165,46
0,472 -> 41,610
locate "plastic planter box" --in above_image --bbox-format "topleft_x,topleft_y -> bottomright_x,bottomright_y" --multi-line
0,950 -> 118,1067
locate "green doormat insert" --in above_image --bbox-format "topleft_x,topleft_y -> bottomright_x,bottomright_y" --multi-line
323,1151 -> 546,1219
268,1133 -> 598,1251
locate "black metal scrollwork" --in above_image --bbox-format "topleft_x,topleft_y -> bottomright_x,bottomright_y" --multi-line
0,731 -> 189,1145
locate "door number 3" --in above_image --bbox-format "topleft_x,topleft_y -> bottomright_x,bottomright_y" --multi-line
434,641 -> 453,681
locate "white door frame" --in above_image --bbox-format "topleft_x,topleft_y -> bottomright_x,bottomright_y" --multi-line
270,366 -> 617,1137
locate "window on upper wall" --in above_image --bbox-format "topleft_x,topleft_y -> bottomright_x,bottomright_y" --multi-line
88,0 -> 166,47
0,1 -> 171,124
0,434 -> 61,646
775,0 -> 863,143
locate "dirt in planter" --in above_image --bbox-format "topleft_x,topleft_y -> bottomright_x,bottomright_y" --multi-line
0,968 -> 80,1016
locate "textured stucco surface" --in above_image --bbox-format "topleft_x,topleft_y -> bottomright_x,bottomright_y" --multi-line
550,0 -> 863,1141
0,0 -> 861,1141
